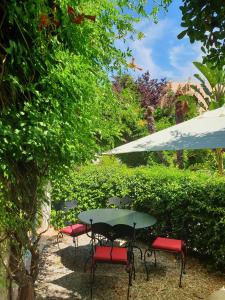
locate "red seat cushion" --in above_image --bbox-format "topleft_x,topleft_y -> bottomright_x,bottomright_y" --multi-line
93,246 -> 128,263
152,237 -> 184,252
59,224 -> 87,236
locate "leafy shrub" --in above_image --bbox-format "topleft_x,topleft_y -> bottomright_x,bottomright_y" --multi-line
51,158 -> 225,271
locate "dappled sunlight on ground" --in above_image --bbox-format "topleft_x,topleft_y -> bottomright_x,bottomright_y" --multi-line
35,229 -> 225,300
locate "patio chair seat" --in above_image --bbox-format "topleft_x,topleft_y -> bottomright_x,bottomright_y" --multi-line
59,223 -> 87,237
94,246 -> 128,263
144,236 -> 187,287
90,221 -> 136,299
152,237 -> 184,252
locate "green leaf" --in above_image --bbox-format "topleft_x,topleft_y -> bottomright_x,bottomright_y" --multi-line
177,30 -> 187,39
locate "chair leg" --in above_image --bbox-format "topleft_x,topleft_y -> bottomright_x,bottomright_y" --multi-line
179,252 -> 184,287
127,253 -> 135,299
127,281 -> 130,300
57,232 -> 63,249
128,268 -> 132,286
84,244 -> 94,272
84,255 -> 91,272
153,250 -> 157,267
72,236 -> 79,256
73,236 -> 76,250
183,245 -> 187,274
127,264 -> 132,299
144,249 -> 152,281
90,263 -> 96,300
133,245 -> 143,260
133,252 -> 135,281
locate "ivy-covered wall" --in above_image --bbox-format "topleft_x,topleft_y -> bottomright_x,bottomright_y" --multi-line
51,159 -> 225,271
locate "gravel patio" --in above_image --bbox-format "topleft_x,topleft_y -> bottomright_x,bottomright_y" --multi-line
35,228 -> 225,300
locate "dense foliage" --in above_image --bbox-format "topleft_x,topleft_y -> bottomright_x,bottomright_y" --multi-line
135,71 -> 167,136
112,74 -> 147,144
51,158 -> 225,271
136,72 -> 167,109
1,0 -> 174,298
178,0 -> 225,67
191,62 -> 225,110
1,0 -> 224,297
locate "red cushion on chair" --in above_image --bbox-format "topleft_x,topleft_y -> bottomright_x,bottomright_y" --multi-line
93,246 -> 128,263
59,224 -> 87,236
152,237 -> 184,252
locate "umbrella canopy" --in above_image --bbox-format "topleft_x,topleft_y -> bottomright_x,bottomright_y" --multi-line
106,106 -> 225,154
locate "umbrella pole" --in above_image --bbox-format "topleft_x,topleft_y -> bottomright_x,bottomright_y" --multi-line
215,148 -> 224,175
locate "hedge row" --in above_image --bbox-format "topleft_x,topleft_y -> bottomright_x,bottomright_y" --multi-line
51,159 -> 225,270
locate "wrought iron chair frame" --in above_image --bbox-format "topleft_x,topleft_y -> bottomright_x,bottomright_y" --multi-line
56,199 -> 89,252
90,220 -> 136,300
106,196 -> 122,208
144,237 -> 187,287
119,196 -> 144,260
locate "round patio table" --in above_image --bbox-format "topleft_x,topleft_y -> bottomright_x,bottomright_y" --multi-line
78,208 -> 156,229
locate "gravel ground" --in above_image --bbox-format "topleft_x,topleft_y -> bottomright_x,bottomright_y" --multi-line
35,228 -> 225,300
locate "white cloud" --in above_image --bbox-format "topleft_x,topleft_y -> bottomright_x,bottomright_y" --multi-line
168,42 -> 203,82
130,40 -> 174,78
123,18 -> 203,82
136,18 -> 173,43
128,19 -> 175,78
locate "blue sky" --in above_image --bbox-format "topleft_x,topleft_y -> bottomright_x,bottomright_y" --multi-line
124,0 -> 203,82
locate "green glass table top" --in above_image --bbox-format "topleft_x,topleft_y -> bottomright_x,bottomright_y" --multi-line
78,208 -> 156,229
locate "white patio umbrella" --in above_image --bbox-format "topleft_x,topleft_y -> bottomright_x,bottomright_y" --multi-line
105,106 -> 225,154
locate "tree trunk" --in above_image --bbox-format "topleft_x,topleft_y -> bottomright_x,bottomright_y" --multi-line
176,150 -> 184,169
145,106 -> 168,166
8,230 -> 40,300
4,160 -> 41,300
215,148 -> 224,175
175,101 -> 184,169
17,279 -> 35,300
8,277 -> 13,300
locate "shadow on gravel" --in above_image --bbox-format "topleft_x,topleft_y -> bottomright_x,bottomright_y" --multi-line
52,244 -> 134,300
55,244 -> 91,271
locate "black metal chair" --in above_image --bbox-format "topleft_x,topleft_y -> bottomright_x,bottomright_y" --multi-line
106,196 -> 122,208
120,196 -> 144,260
120,196 -> 133,208
57,199 -> 89,252
144,231 -> 187,287
90,220 -> 136,300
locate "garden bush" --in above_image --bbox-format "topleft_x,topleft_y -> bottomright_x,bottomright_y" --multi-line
51,158 -> 225,271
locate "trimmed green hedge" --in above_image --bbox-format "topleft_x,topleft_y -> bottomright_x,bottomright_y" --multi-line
51,159 -> 225,270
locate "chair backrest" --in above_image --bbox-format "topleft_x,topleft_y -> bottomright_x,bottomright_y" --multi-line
120,196 -> 133,208
53,199 -> 78,212
91,222 -> 115,242
106,196 -> 122,208
61,199 -> 79,226
153,221 -> 188,244
53,199 -> 65,211
63,199 -> 78,212
90,220 -> 136,244
113,223 -> 136,242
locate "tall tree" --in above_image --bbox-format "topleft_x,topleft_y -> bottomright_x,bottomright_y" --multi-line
112,74 -> 146,143
162,82 -> 199,169
136,71 -> 168,165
